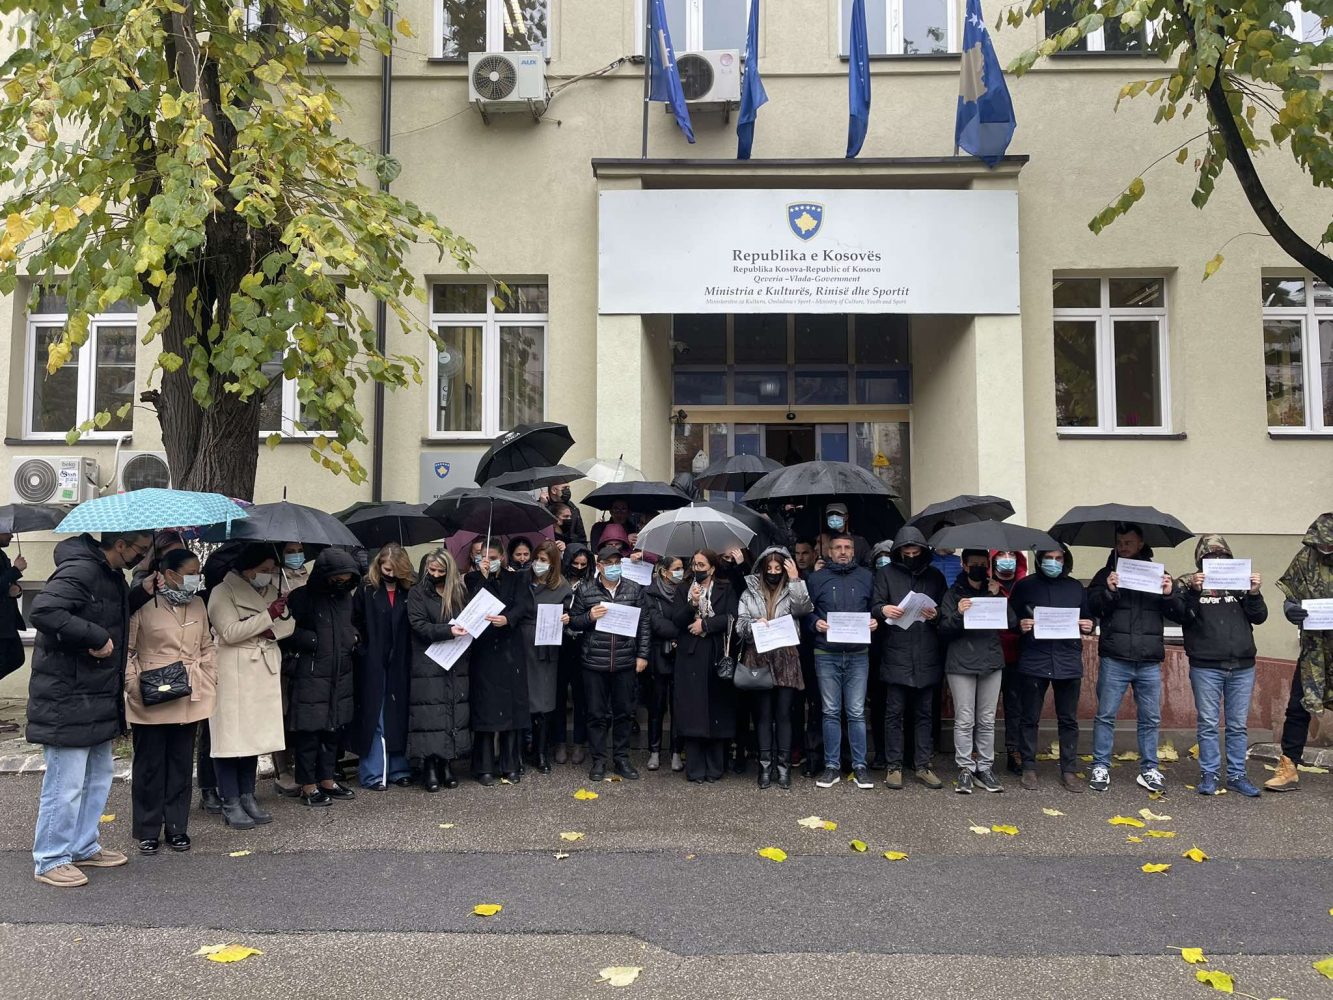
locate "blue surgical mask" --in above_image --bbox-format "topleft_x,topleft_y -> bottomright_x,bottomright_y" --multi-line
283,553 -> 305,570
827,515 -> 846,531
669,568 -> 685,583
1039,559 -> 1063,578
995,558 -> 1017,575
531,561 -> 550,577
875,555 -> 891,568
603,564 -> 622,583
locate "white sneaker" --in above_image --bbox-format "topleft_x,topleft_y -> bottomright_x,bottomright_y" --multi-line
670,753 -> 684,772
646,752 -> 660,771
1136,768 -> 1166,793
1088,765 -> 1111,792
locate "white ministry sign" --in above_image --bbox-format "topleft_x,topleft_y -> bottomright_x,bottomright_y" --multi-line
598,188 -> 1019,315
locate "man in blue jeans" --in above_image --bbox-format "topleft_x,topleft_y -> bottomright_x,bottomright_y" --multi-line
27,530 -> 149,887
1085,524 -> 1186,794
805,534 -> 878,789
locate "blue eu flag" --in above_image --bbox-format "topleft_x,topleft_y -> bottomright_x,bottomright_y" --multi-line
736,0 -> 767,159
954,0 -> 1016,166
648,0 -> 695,144
846,0 -> 871,158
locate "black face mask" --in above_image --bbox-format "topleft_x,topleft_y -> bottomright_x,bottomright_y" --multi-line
693,569 -> 710,584
559,487 -> 572,502
123,548 -> 146,570
966,564 -> 989,583
902,552 -> 929,573
763,570 -> 784,587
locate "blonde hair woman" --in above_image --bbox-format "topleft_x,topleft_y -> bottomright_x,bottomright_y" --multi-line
406,548 -> 471,791
352,542 -> 418,790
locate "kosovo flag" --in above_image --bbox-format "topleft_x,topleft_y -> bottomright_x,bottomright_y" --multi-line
954,0 -> 1016,166
648,0 -> 695,143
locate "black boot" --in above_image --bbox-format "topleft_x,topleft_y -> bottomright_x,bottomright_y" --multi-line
776,752 -> 792,790
732,745 -> 748,774
757,758 -> 772,790
221,797 -> 255,829
199,788 -> 223,815
441,758 -> 459,789
423,758 -> 441,793
533,716 -> 552,774
238,792 -> 273,825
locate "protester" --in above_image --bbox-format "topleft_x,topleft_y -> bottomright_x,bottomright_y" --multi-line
735,547 -> 812,790
1270,512 -> 1333,791
546,482 -> 587,544
278,541 -> 311,588
466,541 -> 535,785
28,530 -> 149,887
128,530 -> 181,615
507,536 -> 534,572
807,533 -> 878,789
873,526 -> 947,790
937,549 -> 1016,793
991,550 -> 1027,774
552,543 -> 592,765
1010,545 -> 1093,792
0,531 -> 27,682
1085,524 -> 1183,794
670,548 -> 739,783
823,503 -> 870,566
208,543 -> 295,829
125,548 -> 216,854
568,543 -> 651,781
928,523 -> 963,588
866,540 -> 894,770
520,540 -> 572,774
406,548 -> 471,792
589,500 -> 640,553
792,538 -> 822,774
642,555 -> 684,772
1178,534 -> 1267,796
195,541 -> 248,814
352,543 -> 415,791
270,540 -> 309,796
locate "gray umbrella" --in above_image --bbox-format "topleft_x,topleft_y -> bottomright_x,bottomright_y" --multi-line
636,505 -> 756,558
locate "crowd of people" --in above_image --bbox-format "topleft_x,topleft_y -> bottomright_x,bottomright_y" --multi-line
8,485 -> 1331,890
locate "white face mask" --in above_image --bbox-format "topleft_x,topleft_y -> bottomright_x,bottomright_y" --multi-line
531,561 -> 550,577
181,574 -> 203,594
250,572 -> 274,591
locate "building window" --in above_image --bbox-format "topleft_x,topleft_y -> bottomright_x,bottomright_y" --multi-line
1262,275 -> 1333,431
1052,276 -> 1169,432
839,0 -> 957,55
259,291 -> 345,438
429,281 -> 547,438
437,0 -> 549,58
24,291 -> 137,439
635,0 -> 751,55
1045,1 -> 1147,52
1286,2 -> 1332,41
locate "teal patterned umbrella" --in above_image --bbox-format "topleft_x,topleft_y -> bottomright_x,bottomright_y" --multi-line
55,488 -> 249,534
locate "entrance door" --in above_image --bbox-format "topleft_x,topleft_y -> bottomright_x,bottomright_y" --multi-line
764,425 -> 815,466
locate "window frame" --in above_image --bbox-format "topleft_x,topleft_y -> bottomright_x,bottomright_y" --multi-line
1263,274 -> 1333,434
634,0 -> 753,55
434,0 -> 551,59
837,0 -> 960,57
1285,1 -> 1332,42
1052,275 -> 1172,434
23,308 -> 138,441
427,280 -> 548,440
1044,1 -> 1155,53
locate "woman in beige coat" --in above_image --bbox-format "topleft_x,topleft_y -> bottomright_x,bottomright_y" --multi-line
207,543 -> 295,830
125,548 -> 217,855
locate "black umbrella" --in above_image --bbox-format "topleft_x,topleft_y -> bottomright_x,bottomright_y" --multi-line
783,498 -> 906,549
475,422 -> 575,485
486,464 -> 586,492
583,481 -> 693,514
334,502 -> 448,548
929,519 -> 1059,553
0,503 -> 70,534
424,486 -> 556,536
698,498 -> 794,554
695,454 -> 783,493
202,500 -> 361,547
1048,504 -> 1194,548
908,494 -> 1015,531
742,460 -> 899,505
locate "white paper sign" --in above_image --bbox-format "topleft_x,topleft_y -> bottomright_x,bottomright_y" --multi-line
619,559 -> 653,586
825,611 -> 872,645
963,597 -> 1009,630
1116,558 -> 1166,596
893,591 -> 938,629
426,634 -> 472,672
1033,606 -> 1081,640
535,603 -> 565,646
594,602 -> 642,638
452,588 -> 506,638
1203,558 -> 1252,591
1302,598 -> 1333,631
752,614 -> 800,653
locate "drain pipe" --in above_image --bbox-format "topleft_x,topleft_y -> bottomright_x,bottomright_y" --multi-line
370,5 -> 393,503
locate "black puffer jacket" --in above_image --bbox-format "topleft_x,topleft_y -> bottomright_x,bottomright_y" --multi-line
283,548 -> 361,733
871,526 -> 947,687
568,576 -> 651,671
937,576 -> 1018,675
0,547 -> 25,677
406,575 -> 470,761
26,535 -> 130,747
1086,547 -> 1185,662
1008,547 -> 1090,680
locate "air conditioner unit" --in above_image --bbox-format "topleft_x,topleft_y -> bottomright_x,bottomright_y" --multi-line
116,451 -> 172,492
10,456 -> 99,505
468,51 -> 549,120
677,49 -> 741,105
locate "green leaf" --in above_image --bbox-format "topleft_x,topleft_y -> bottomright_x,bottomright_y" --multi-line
1203,253 -> 1224,279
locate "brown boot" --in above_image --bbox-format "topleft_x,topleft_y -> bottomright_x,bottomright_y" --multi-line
1264,755 -> 1300,792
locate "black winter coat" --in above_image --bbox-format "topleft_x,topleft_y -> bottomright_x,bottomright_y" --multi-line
0,547 -> 26,678
937,578 -> 1018,676
465,570 -> 535,732
568,577 -> 652,670
1086,550 -> 1185,663
642,578 -> 681,675
283,549 -> 361,733
406,577 -> 470,761
1009,570 -> 1090,680
351,581 -> 412,757
26,535 -> 130,747
670,579 -> 738,740
872,561 -> 947,687
1179,589 -> 1268,669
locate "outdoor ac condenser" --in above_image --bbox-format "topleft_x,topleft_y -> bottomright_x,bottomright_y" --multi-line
468,51 -> 549,120
116,450 -> 172,492
676,49 -> 741,105
9,456 -> 99,504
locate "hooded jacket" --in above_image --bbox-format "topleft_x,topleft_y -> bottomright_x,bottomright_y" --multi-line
26,534 -> 131,747
806,556 -> 876,652
991,551 -> 1027,666
1278,513 -> 1333,712
871,526 -> 947,686
1177,534 -> 1267,669
1008,546 -> 1090,680
735,546 -> 815,650
1086,544 -> 1186,663
642,572 -> 682,675
937,572 -> 1018,676
283,548 -> 362,732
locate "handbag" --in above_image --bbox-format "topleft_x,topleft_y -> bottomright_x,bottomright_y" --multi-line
713,616 -> 736,681
733,659 -> 775,691
139,661 -> 191,706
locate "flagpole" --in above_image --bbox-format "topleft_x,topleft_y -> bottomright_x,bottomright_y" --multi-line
640,0 -> 651,158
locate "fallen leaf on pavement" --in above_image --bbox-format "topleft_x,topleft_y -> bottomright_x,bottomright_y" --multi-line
1188,743 -> 1199,759
1141,863 -> 1171,875
195,944 -> 262,963
1145,831 -> 1177,840
100,814 -> 115,823
473,904 -> 503,917
1194,969 -> 1234,992
822,820 -> 837,831
757,847 -> 787,863
598,966 -> 642,987
1139,807 -> 1172,822
499,777 -> 512,785
882,851 -> 908,861
1126,836 -> 1144,844
1176,946 -> 1207,964
228,850 -> 252,858
850,840 -> 868,853
1314,956 -> 1333,979
1042,808 -> 1065,817
573,789 -> 599,800
684,854 -> 697,861
797,815 -> 826,829
1183,846 -> 1209,863
968,823 -> 991,835
608,774 -> 624,782
1297,764 -> 1330,774
991,824 -> 1019,836
1158,743 -> 1180,762
560,832 -> 585,841
554,852 -> 571,860
1114,751 -> 1140,762
1109,816 -> 1146,828
1148,791 -> 1167,800
438,823 -> 456,829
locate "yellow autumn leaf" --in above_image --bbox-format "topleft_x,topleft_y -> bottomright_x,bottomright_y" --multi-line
560,832 -> 585,841
228,850 -> 252,857
1148,790 -> 1167,800
1158,743 -> 1180,762
1109,816 -> 1146,828
822,820 -> 837,831
968,824 -> 991,835
89,36 -> 114,58
472,904 -> 503,917
1042,808 -> 1065,817
100,814 -> 115,823
1126,836 -> 1144,843
160,93 -> 181,119
52,206 -> 78,234
1177,946 -> 1207,964
608,774 -> 623,782
1114,751 -> 1139,761
1141,863 -> 1172,874
1188,743 -> 1199,759
882,851 -> 908,861
199,944 -> 262,963
573,788 -> 599,800
1183,845 -> 1209,863
1139,808 -> 1172,822
797,815 -> 826,829
1202,253 -> 1224,281
1195,968 -> 1233,992
1314,956 -> 1333,979
991,824 -> 1019,836
597,966 -> 643,987
438,823 -> 456,829
850,840 -> 868,853
76,195 -> 102,215
1297,764 -> 1330,774
757,847 -> 787,863
1145,830 -> 1177,839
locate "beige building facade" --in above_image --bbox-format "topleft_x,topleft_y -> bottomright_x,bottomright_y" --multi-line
1,0 -> 1331,685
